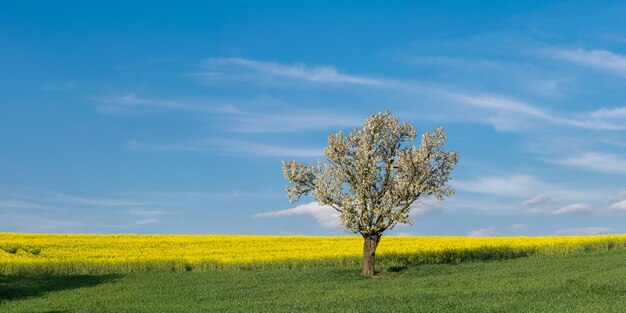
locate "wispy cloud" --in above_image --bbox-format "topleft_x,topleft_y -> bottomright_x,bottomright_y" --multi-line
0,200 -> 56,210
92,94 -> 239,116
41,191 -> 153,207
134,218 -> 160,225
97,218 -> 161,229
448,92 -> 626,131
94,94 -> 363,133
555,227 -> 613,236
0,189 -> 176,232
452,174 -> 615,215
553,203 -> 592,215
98,58 -> 626,136
127,139 -> 323,157
402,55 -> 501,69
609,200 -> 626,212
226,110 -> 363,133
254,202 -> 340,228
467,227 -> 496,237
3,189 -> 153,207
200,57 -> 384,86
0,212 -> 83,232
521,194 -> 551,206
452,94 -> 550,120
552,49 -> 626,77
40,82 -> 77,91
555,152 -> 626,174
129,209 -> 172,217
409,198 -> 444,217
590,106 -> 626,119
510,223 -> 528,230
454,175 -> 539,198
200,58 -> 617,133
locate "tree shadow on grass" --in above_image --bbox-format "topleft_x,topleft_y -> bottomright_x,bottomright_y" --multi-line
0,274 -> 122,302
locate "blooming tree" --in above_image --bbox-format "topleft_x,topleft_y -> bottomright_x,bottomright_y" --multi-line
282,111 -> 458,276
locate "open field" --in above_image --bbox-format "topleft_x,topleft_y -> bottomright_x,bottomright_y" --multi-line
2,233 -> 626,274
1,250 -> 626,312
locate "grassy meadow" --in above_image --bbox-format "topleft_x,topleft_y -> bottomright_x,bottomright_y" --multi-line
2,233 -> 626,312
1,250 -> 626,312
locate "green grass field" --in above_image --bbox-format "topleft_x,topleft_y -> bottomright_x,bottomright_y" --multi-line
2,250 -> 626,312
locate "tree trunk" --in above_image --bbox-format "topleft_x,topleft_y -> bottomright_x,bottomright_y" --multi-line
361,234 -> 381,277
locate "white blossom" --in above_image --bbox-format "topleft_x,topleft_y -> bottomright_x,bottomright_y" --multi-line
282,111 -> 458,237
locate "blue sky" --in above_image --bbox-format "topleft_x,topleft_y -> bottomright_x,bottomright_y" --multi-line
1,1 -> 626,236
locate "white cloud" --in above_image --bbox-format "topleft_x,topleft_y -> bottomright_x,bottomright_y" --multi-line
510,223 -> 528,230
129,209 -> 172,217
524,208 -> 547,215
521,194 -> 551,206
553,203 -> 592,215
452,174 -> 614,215
556,152 -> 626,174
409,198 -> 444,216
403,55 -> 501,69
126,140 -> 206,152
454,175 -> 539,198
127,139 -> 323,157
95,94 -> 363,133
92,94 -> 239,116
467,227 -> 496,237
452,94 -> 549,119
5,189 -> 152,207
226,110 -> 363,133
98,59 -> 626,136
254,198 -> 441,229
590,106 -> 626,119
198,57 -> 623,132
609,200 -> 626,212
43,192 -> 152,207
0,200 -> 56,210
254,202 -> 341,228
552,49 -> 626,76
202,57 -> 384,86
135,218 -> 159,225
40,82 -> 77,91
555,227 -> 613,236
97,218 -> 162,229
0,212 -> 82,232
446,92 -> 625,131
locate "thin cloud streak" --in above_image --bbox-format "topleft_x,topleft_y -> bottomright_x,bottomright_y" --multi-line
555,152 -> 626,175
454,175 -> 539,198
522,194 -> 551,206
609,200 -> 626,212
591,106 -> 626,119
203,58 -> 626,131
254,202 -> 340,228
555,227 -> 613,236
552,48 -> 626,77
452,174 -> 616,215
92,94 -> 240,116
467,227 -> 496,237
0,200 -> 57,210
201,57 -> 385,86
98,58 -> 626,134
127,139 -> 323,157
553,203 -> 592,215
94,94 -> 363,133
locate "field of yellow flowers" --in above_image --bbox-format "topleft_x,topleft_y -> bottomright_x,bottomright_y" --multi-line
1,233 -> 625,275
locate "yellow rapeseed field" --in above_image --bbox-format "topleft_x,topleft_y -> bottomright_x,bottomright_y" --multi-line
1,233 -> 625,274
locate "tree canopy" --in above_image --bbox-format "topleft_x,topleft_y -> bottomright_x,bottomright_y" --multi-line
282,111 -> 458,276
